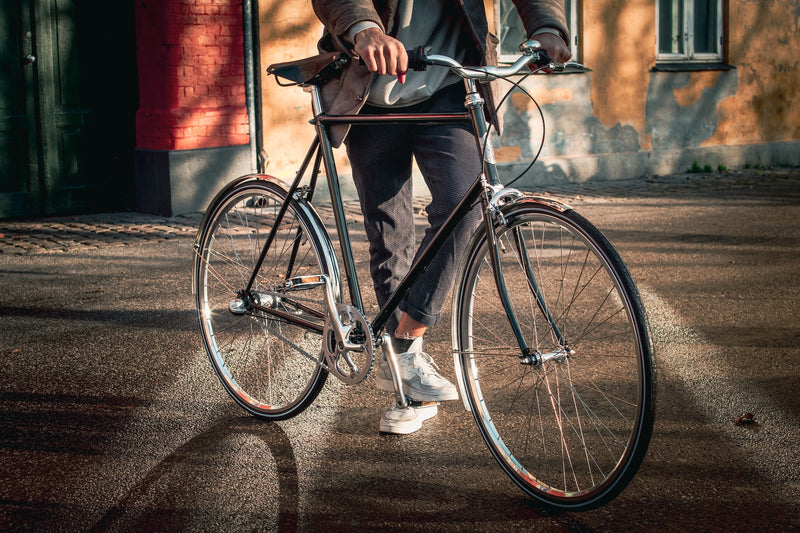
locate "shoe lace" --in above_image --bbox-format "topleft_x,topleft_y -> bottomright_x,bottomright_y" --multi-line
406,351 -> 443,378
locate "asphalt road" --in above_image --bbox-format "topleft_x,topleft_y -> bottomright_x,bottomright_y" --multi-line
1,170 -> 798,532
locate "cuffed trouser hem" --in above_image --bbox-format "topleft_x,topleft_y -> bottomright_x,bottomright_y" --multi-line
399,300 -> 441,329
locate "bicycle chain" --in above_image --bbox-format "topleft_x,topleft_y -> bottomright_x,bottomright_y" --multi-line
252,292 -> 376,384
322,303 -> 374,385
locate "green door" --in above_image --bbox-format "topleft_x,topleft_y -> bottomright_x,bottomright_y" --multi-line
0,0 -> 38,217
0,0 -> 137,219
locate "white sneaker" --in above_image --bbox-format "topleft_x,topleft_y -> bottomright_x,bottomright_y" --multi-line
379,402 -> 439,434
375,337 -> 459,402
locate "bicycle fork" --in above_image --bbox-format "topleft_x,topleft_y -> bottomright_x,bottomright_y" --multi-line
479,188 -> 571,367
464,73 -> 567,368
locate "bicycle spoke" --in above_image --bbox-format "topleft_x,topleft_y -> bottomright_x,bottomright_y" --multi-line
454,204 -> 653,510
194,181 -> 331,420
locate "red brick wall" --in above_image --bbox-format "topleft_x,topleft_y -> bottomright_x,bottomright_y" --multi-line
135,0 -> 249,151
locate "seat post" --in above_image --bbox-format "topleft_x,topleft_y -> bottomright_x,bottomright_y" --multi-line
310,85 -> 367,315
311,85 -> 324,118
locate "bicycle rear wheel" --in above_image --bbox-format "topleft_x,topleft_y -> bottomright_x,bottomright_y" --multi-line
194,177 -> 336,420
453,199 -> 654,511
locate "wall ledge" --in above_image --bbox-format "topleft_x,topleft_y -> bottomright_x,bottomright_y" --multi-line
496,141 -> 800,190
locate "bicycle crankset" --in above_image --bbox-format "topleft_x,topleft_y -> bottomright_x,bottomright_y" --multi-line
322,303 -> 374,385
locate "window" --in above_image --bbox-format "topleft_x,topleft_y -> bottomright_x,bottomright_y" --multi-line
657,0 -> 723,62
497,0 -> 579,62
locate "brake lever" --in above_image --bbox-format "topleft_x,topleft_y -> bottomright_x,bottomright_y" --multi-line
520,39 -> 586,74
532,55 -> 586,74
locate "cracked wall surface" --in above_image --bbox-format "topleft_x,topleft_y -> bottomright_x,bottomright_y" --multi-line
259,0 -> 800,188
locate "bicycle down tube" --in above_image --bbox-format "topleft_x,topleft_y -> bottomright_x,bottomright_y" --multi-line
247,65 -> 559,356
316,78 -> 540,352
242,80 -> 555,355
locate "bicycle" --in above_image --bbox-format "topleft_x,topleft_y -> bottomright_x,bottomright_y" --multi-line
192,40 -> 655,512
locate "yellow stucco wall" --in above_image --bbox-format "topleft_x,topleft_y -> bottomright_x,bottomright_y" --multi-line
583,0 -> 655,150
705,0 -> 800,145
258,1 -> 326,180
258,1 -> 800,184
582,0 -> 800,150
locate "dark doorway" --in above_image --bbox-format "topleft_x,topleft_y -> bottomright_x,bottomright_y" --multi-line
0,0 -> 137,219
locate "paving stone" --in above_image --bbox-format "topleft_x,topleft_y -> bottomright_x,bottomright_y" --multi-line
0,169 -> 796,255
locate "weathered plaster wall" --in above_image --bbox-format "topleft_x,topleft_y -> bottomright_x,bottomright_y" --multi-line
258,0 -> 800,193
258,1 -> 325,181
578,0 -> 800,153
647,71 -> 739,151
494,0 -> 664,184
583,0 -> 654,151
497,0 -> 800,188
707,0 -> 800,146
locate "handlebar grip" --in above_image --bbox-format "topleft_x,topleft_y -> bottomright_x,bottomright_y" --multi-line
356,46 -> 429,72
406,46 -> 430,72
531,50 -> 554,70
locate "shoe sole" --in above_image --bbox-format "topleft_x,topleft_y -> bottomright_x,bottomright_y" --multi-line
375,374 -> 459,402
379,404 -> 438,434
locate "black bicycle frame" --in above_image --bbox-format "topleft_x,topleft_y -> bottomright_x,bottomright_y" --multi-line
314,110 -> 483,336
246,79 -> 540,354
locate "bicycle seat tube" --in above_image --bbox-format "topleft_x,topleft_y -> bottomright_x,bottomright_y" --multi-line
308,84 -> 367,314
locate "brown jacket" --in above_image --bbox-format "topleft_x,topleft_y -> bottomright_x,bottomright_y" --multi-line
311,0 -> 569,146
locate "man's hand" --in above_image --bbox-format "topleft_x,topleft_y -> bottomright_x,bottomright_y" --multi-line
533,32 -> 571,64
354,27 -> 408,82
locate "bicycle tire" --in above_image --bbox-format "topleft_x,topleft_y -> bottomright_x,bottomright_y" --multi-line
194,177 -> 337,420
452,198 -> 655,511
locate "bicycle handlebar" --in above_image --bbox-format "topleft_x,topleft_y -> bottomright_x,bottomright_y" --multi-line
407,40 -> 584,80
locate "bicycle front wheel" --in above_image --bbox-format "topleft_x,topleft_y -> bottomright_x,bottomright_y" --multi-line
194,177 -> 335,420
453,199 -> 654,511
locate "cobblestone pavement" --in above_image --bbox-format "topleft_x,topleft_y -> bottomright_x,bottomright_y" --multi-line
1,168 -> 798,255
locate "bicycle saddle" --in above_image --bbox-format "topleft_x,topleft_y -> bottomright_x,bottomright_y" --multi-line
267,52 -> 350,87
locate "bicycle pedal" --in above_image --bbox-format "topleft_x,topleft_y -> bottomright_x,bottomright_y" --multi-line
407,400 -> 439,408
284,275 -> 326,290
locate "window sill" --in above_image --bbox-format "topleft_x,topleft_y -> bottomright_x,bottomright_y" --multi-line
651,62 -> 735,72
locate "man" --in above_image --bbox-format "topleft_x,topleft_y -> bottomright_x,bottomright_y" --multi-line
312,0 -> 570,434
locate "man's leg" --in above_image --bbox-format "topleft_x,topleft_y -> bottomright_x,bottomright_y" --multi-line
345,118 -> 415,338
346,84 -> 483,432
401,83 -> 483,331
346,117 -> 446,434
375,85 -> 482,411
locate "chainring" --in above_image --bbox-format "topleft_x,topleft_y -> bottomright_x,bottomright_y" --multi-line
322,303 -> 374,385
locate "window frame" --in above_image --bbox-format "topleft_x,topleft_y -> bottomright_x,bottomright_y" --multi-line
496,0 -> 579,64
656,0 -> 724,63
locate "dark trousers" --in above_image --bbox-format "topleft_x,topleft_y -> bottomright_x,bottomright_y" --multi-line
345,83 -> 483,336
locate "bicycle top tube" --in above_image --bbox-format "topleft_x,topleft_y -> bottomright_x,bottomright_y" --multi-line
262,40 -> 584,339
315,112 -> 470,126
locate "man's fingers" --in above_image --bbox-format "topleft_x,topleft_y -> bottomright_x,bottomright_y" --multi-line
535,32 -> 571,64
395,48 -> 409,77
354,29 -> 407,77
374,43 -> 406,76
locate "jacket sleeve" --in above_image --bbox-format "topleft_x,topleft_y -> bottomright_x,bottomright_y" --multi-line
513,0 -> 570,45
312,0 -> 385,45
